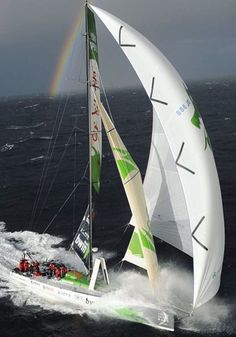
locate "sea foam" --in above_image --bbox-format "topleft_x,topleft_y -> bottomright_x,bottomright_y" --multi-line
0,222 -> 233,334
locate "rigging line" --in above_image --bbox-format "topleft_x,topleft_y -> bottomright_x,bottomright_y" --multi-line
99,72 -> 114,123
29,97 -> 65,229
78,39 -> 86,85
65,78 -> 87,85
29,108 -> 61,228
118,260 -> 124,272
66,22 -> 86,87
110,222 -> 130,251
29,99 -> 64,228
34,128 -> 76,225
105,223 -> 130,233
73,127 -> 77,236
37,5 -> 87,232
42,167 -> 87,234
30,95 -> 69,228
30,96 -> 70,229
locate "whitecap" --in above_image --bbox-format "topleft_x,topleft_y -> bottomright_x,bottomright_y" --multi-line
0,222 -> 233,334
0,144 -> 14,152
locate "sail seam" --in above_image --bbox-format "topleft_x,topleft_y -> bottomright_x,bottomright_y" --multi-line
124,170 -> 139,185
106,127 -> 115,134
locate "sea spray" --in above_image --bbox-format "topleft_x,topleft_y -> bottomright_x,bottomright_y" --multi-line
0,222 -> 234,334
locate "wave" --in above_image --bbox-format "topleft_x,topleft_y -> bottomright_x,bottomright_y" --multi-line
16,137 -> 33,144
7,122 -> 44,130
0,143 -> 14,152
16,136 -> 53,144
0,222 -> 233,333
23,104 -> 39,109
37,136 -> 53,140
29,155 -> 47,162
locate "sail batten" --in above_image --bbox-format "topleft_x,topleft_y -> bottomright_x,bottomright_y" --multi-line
90,4 -> 225,308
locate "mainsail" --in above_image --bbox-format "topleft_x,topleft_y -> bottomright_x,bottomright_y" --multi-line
90,5 -> 225,309
71,206 -> 90,270
72,7 -> 102,270
88,7 -> 102,194
96,96 -> 159,289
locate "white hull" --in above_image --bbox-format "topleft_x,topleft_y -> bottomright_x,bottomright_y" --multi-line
10,271 -> 175,331
10,271 -> 101,306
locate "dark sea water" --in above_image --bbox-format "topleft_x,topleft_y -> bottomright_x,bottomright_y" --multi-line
0,79 -> 235,336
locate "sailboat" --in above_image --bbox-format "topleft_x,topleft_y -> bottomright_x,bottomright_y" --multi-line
10,1 -> 224,332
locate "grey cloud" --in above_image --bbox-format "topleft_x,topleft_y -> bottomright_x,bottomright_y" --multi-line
0,0 -> 235,96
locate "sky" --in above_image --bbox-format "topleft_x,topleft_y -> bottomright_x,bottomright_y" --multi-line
0,0 -> 235,97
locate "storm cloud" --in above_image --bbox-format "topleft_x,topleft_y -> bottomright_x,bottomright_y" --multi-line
0,0 -> 235,96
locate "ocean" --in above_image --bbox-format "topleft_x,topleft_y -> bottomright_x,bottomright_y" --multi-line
0,79 -> 235,336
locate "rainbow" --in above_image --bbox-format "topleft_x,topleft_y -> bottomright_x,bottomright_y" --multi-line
50,4 -> 86,96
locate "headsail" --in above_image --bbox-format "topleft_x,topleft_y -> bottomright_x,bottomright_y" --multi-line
90,5 -> 225,308
71,206 -> 90,271
95,95 -> 158,289
88,7 -> 102,194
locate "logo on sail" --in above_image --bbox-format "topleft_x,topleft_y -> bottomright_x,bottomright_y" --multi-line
72,207 -> 90,269
186,88 -> 212,151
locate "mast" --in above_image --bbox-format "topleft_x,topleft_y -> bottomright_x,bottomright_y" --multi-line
85,0 -> 93,277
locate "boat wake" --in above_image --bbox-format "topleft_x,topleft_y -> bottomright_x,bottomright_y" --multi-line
179,298 -> 235,335
29,155 -> 47,162
0,222 -> 233,334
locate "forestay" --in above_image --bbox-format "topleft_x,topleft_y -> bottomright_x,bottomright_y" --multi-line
90,5 -> 225,308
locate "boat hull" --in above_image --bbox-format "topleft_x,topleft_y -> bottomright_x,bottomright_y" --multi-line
10,271 -> 174,331
10,271 -> 101,306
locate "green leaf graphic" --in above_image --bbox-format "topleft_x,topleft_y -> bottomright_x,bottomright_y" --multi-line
91,147 -> 101,194
129,231 -> 144,258
112,147 -> 138,180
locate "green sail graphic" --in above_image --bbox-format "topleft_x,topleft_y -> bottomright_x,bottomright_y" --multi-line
186,89 -> 202,129
191,99 -> 202,129
91,147 -> 101,194
204,130 -> 212,151
140,228 -> 156,253
112,147 -> 138,180
128,228 -> 156,258
128,231 -> 144,258
187,88 -> 212,151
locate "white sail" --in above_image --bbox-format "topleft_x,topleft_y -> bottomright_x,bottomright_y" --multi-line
95,95 -> 158,289
144,110 -> 193,257
90,5 -> 225,308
